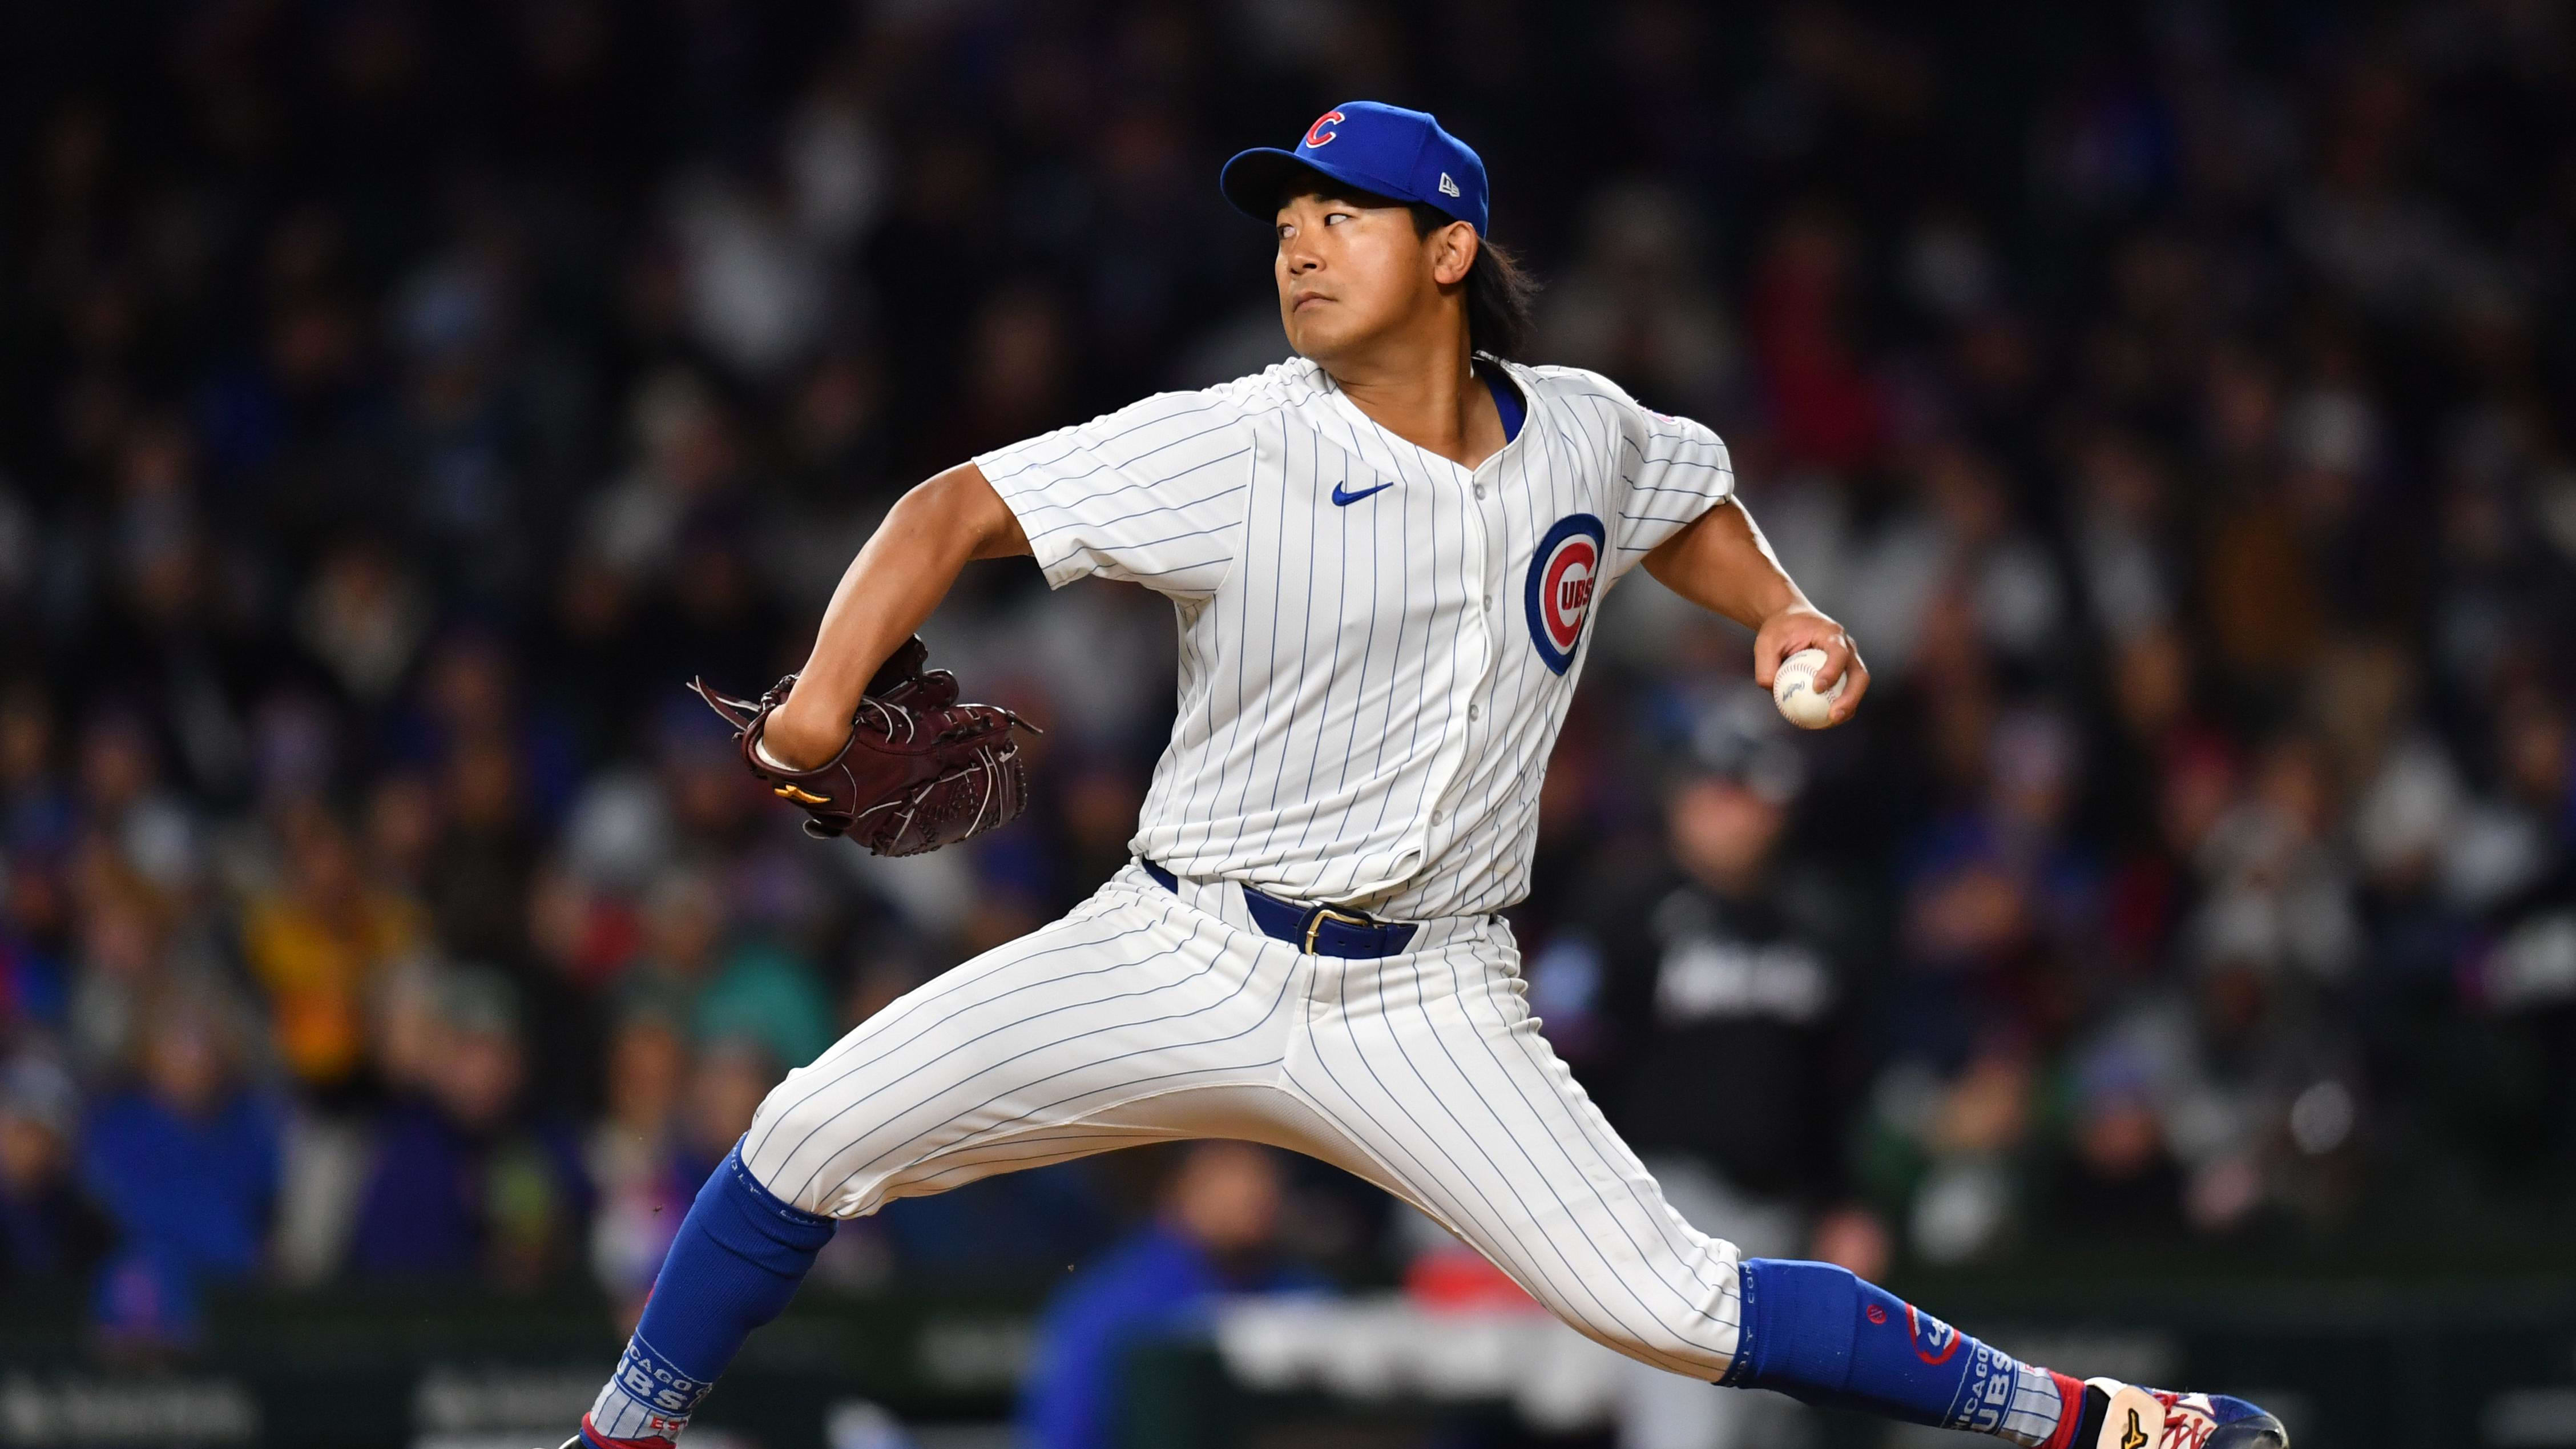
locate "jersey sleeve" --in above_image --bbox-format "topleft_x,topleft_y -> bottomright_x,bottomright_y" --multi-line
973,391 -> 1253,597
1602,389 -> 1735,578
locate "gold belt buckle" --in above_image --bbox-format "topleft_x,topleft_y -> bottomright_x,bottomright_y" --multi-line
1303,906 -> 1376,955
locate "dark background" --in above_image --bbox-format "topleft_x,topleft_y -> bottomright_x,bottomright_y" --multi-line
3,1 -> 2575,1446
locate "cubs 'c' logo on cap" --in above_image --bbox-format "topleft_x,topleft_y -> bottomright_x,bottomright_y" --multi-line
1303,111 -> 1345,148
1904,1304 -> 1962,1366
1525,514 -> 1605,675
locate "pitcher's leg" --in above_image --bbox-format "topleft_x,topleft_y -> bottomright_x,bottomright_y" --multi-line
1279,935 -> 2088,1447
583,870 -> 1300,1447
741,876 -> 1300,1216
1283,937 -> 1745,1380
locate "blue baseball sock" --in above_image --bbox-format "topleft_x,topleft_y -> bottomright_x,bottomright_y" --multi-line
583,1143 -> 836,1445
1726,1259 -> 2080,1447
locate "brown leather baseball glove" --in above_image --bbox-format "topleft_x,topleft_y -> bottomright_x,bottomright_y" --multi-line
688,637 -> 1038,855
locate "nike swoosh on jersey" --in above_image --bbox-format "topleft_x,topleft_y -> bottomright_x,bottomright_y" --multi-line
1330,480 -> 1395,506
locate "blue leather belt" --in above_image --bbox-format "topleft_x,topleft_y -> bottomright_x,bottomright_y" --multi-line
1140,859 -> 1419,959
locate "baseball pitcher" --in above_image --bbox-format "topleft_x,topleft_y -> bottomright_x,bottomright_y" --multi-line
562,103 -> 2285,1449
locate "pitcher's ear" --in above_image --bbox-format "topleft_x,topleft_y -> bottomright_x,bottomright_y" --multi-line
1432,222 -> 1478,287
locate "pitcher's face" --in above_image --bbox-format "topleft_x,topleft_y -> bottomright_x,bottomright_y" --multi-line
1272,190 -> 1468,365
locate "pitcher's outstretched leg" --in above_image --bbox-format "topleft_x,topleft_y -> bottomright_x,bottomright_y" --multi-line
1725,1258 -> 2079,1445
1724,1259 -> 2286,1448
570,867 -> 1293,1447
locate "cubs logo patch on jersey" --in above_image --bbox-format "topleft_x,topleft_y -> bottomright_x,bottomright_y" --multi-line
1525,513 -> 1605,675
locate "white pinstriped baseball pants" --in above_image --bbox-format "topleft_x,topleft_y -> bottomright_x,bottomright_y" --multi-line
740,860 -> 1746,1380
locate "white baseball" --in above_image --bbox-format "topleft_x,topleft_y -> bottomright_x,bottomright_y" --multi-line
1771,647 -> 1848,730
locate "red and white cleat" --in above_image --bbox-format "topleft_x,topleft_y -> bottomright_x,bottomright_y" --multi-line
2079,1379 -> 2289,1449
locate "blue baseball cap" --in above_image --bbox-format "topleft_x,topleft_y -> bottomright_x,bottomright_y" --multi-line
1220,101 -> 1489,234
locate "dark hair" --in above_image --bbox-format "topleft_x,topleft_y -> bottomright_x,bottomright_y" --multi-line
1406,203 -> 1539,360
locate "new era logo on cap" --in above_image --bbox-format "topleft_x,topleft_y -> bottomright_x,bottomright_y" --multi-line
1220,100 -> 1490,234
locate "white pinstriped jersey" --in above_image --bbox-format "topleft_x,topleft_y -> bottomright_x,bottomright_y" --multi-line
975,355 -> 1735,919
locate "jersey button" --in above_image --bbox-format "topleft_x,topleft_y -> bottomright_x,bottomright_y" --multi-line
1473,484 -> 1486,499
1469,704 -> 1481,720
1430,809 -> 1445,824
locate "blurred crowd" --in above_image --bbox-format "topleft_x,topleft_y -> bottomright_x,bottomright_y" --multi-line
4,0 -> 2575,1355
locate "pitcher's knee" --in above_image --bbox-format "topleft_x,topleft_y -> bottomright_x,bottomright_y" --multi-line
1606,1308 -> 1743,1382
739,1068 -> 865,1216
1543,1241 -> 1747,1382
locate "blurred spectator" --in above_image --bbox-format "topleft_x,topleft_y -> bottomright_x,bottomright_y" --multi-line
1019,1144 -> 1318,1449
623,862 -> 835,1073
78,984 -> 281,1339
2045,1041 -> 2191,1242
587,1005 -> 804,1313
1543,739 -> 1878,1247
63,866 -> 171,1077
1,683 -> 76,893
76,714 -> 200,902
1750,206 -> 1883,473
346,969 -> 588,1286
239,800 -> 424,1100
586,1007 -> 693,1311
296,540 -> 432,705
1541,183 -> 1738,421
1535,726 -> 1885,1449
0,1054 -> 114,1290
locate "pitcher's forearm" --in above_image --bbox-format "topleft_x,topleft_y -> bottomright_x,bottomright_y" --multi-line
1643,496 -> 1868,713
1640,497 -> 1807,630
768,519 -> 969,757
764,463 -> 1028,768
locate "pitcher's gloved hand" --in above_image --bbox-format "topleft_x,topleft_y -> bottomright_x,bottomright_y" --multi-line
690,636 -> 1038,855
